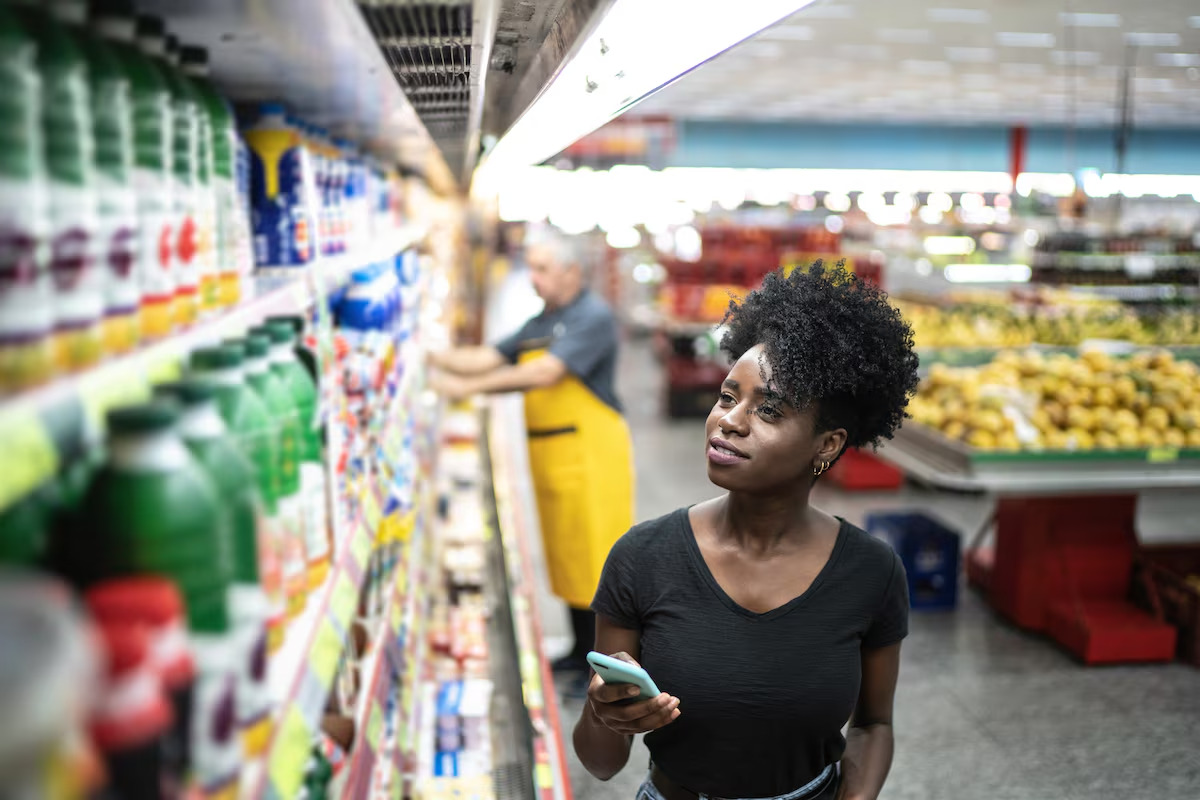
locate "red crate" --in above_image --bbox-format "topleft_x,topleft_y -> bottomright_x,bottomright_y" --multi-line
1047,599 -> 1177,665
826,449 -> 903,491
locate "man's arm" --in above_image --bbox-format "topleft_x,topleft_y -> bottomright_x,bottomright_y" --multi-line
432,353 -> 568,399
428,345 -> 508,376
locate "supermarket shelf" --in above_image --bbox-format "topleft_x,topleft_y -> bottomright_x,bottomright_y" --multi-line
1031,253 -> 1200,271
339,579 -> 402,800
650,312 -> 721,339
487,396 -> 573,800
244,505 -> 377,800
0,225 -> 425,515
877,421 -> 1200,494
137,0 -> 454,192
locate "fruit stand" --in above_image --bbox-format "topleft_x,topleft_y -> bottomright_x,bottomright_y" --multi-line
878,419 -> 1199,665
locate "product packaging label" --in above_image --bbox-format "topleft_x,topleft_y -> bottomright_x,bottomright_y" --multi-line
133,167 -> 175,339
190,637 -> 241,797
0,177 -> 54,389
47,181 -> 103,370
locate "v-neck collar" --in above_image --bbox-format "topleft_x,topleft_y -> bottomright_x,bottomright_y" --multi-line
679,506 -> 848,621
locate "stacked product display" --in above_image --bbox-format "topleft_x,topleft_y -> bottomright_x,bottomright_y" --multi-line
0,4 -> 577,799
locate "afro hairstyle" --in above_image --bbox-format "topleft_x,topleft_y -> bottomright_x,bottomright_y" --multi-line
719,261 -> 919,452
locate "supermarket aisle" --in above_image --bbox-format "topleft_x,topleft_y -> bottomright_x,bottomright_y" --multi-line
552,336 -> 1200,800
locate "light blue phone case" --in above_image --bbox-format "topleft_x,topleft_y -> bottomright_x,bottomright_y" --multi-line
586,651 -> 661,700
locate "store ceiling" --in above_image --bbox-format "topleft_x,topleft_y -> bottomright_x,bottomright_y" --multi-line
636,0 -> 1200,128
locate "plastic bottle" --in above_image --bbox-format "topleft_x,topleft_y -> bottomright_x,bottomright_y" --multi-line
244,103 -> 315,268
154,379 -> 273,758
93,0 -> 174,342
137,16 -> 200,328
259,321 -> 329,588
87,618 -> 173,800
239,331 -> 308,619
15,2 -> 104,373
180,46 -> 240,308
338,267 -> 389,344
189,344 -> 286,654
171,41 -> 218,317
79,401 -> 238,797
86,577 -> 195,795
0,6 -> 54,392
49,0 -> 140,355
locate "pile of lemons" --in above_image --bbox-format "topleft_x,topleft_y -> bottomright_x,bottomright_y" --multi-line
909,349 -> 1200,452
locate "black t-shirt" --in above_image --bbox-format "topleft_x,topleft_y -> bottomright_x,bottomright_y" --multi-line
591,507 -> 909,798
493,289 -> 623,414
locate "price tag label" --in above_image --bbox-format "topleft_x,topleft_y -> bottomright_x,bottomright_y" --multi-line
350,521 -> 372,573
1147,447 -> 1180,463
390,599 -> 403,635
535,763 -> 554,789
0,406 -> 59,511
362,487 -> 383,534
80,363 -> 151,428
309,618 -> 343,688
331,572 -> 358,630
367,699 -> 385,748
145,349 -> 184,384
268,707 -> 312,800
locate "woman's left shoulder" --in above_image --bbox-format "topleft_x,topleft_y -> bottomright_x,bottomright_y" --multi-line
837,519 -> 903,577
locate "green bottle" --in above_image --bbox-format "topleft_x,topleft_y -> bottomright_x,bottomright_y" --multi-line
80,402 -> 226,619
180,46 -> 242,308
237,332 -> 308,619
49,0 -> 139,355
0,487 -> 52,567
0,5 -> 54,392
154,379 -> 273,757
256,321 -> 330,588
136,15 -> 199,328
189,344 -> 286,653
92,0 -> 174,341
14,1 -> 104,373
177,45 -> 221,315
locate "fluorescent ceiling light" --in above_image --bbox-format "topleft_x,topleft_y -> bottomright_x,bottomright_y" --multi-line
475,0 -> 814,181
1059,12 -> 1121,27
927,8 -> 990,24
946,47 -> 995,63
944,264 -> 1032,283
996,32 -> 1055,48
924,235 -> 977,256
1051,50 -> 1102,66
1001,62 -> 1046,76
799,4 -> 854,19
1157,53 -> 1200,67
902,59 -> 953,75
878,28 -> 933,44
835,44 -> 889,60
1125,32 -> 1182,47
1134,77 -> 1175,92
759,24 -> 814,41
1191,17 -> 1200,28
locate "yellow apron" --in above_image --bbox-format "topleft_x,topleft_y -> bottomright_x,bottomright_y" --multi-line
519,348 -> 635,609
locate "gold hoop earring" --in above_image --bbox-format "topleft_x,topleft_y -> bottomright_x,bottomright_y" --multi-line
813,460 -> 830,477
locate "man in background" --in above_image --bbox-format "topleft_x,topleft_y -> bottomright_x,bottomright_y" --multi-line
429,235 -> 634,686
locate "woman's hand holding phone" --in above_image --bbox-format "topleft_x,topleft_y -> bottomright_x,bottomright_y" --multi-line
586,651 -> 681,735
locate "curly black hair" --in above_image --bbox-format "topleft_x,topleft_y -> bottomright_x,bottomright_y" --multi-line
720,261 -> 919,452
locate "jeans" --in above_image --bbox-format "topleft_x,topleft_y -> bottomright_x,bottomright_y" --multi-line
637,765 -> 840,800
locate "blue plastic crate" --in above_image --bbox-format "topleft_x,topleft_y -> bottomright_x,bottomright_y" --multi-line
866,512 -> 961,611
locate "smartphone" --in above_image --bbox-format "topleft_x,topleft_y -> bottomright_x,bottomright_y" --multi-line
586,651 -> 661,701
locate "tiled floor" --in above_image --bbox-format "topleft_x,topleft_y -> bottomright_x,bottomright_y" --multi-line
522,333 -> 1200,800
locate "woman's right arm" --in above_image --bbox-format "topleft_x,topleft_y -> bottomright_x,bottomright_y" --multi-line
573,615 -> 681,781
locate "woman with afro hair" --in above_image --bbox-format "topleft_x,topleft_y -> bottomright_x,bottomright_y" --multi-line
574,262 -> 920,800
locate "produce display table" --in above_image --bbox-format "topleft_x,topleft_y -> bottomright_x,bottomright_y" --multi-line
877,423 -> 1196,663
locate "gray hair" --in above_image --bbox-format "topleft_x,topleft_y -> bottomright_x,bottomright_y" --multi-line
525,229 -> 589,276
